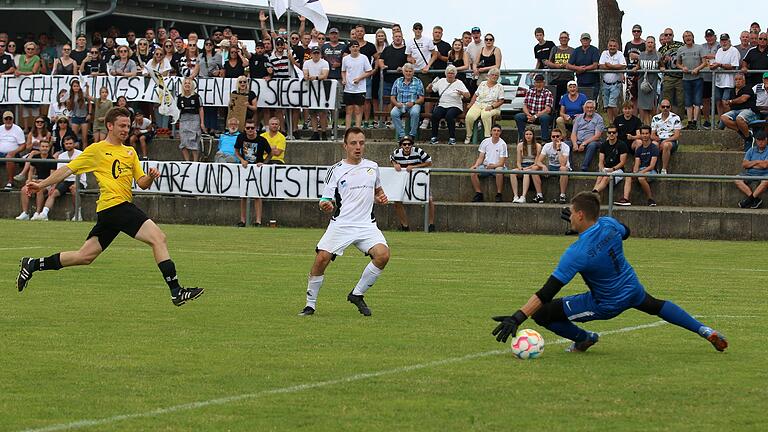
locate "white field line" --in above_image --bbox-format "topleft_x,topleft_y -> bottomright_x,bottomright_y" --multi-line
18,320 -> 678,432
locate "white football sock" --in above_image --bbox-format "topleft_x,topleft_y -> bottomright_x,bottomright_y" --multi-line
306,274 -> 324,308
352,262 -> 383,296
41,207 -> 50,216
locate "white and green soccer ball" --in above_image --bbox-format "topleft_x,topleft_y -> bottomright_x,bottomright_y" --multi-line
510,329 -> 545,359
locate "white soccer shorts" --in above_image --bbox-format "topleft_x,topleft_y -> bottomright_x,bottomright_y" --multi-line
316,224 -> 388,256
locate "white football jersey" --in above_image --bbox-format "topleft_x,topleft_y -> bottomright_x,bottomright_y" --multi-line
322,159 -> 381,227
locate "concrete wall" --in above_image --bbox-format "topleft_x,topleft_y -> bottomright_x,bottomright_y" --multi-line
2,192 -> 766,241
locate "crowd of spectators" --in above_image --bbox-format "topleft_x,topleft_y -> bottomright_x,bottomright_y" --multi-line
3,17 -> 768,216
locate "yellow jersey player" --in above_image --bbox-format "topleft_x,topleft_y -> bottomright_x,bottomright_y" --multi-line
16,107 -> 204,306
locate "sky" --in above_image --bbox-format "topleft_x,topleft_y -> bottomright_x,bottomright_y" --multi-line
228,0 -> 753,68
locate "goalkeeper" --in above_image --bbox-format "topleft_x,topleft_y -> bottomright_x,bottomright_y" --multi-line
491,192 -> 728,353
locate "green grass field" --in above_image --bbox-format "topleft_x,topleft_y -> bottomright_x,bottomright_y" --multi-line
1,220 -> 765,431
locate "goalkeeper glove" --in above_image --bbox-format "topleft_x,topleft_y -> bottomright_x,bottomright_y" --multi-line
491,310 -> 528,343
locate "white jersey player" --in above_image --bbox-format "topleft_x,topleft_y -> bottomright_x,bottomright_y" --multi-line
300,127 -> 390,316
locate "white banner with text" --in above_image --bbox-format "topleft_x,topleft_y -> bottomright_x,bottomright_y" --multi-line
133,162 -> 430,203
0,75 -> 337,109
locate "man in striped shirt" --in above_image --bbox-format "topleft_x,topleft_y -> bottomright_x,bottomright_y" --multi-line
390,136 -> 435,232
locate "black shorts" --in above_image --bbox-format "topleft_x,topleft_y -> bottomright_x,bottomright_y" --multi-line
343,92 -> 366,106
55,181 -> 75,196
87,202 -> 150,250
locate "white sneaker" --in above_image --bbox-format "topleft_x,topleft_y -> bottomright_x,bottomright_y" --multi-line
512,196 -> 520,203
420,119 -> 430,130
660,169 -> 668,175
72,210 -> 82,221
519,196 -> 527,203
464,137 -> 471,144
31,212 -> 48,221
15,212 -> 29,220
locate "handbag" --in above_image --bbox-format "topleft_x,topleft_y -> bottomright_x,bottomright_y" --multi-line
640,70 -> 653,94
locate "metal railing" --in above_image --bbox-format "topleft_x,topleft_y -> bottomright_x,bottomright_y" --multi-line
416,167 -> 768,233
377,67 -> 768,135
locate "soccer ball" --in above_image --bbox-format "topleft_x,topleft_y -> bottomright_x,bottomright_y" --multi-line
510,329 -> 545,359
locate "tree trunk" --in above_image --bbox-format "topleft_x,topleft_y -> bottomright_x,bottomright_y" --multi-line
597,0 -> 624,50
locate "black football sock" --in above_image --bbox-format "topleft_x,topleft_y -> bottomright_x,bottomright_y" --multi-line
33,253 -> 63,272
158,259 -> 182,295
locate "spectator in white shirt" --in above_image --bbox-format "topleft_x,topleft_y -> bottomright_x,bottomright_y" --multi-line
710,33 -> 742,115
470,124 -> 508,202
599,39 -> 627,123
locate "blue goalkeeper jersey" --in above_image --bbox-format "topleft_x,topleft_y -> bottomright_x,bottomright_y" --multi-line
552,217 -> 645,310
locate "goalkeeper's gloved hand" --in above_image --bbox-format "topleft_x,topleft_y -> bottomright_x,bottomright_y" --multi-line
560,207 -> 572,223
491,310 -> 528,343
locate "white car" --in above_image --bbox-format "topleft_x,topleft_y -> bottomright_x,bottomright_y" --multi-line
499,72 -> 529,118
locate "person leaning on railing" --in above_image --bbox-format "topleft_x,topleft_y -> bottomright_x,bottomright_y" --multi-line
426,65 -> 470,145
464,67 -> 504,144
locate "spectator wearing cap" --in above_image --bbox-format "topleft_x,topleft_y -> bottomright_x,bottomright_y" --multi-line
304,47 -> 330,140
751,72 -> 768,117
465,27 -> 484,79
426,65 -> 471,145
721,73 -> 761,151
322,27 -> 347,80
567,33 -> 600,95
464,67 -> 504,144
389,63 -> 424,141
390,136 -> 435,232
624,25 -> 645,112
515,74 -> 554,141
741,32 -> 768,89
1,111 -> 26,190
556,80 -> 587,136
676,30 -> 707,129
599,38 -> 627,124
544,31 -> 574,114
406,22 -> 436,77
711,33 -> 742,116
701,28 -> 720,128
735,129 -> 768,208
342,40 -> 374,129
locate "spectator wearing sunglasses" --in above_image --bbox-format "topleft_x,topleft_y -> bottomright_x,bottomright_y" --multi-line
650,99 -> 682,174
109,45 -> 138,77
79,48 -> 108,76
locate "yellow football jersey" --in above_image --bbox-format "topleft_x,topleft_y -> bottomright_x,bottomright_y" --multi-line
67,140 -> 146,212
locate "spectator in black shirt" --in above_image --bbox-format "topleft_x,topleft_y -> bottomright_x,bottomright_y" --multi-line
246,41 -> 273,79
176,77 -> 204,161
235,118 -> 272,227
593,125 -> 629,194
533,27 -> 556,70
721,73 -> 761,151
78,48 -> 108,76
378,31 -> 408,105
613,101 -> 642,149
741,32 -> 768,88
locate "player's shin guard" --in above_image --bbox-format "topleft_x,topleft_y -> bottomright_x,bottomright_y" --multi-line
33,253 -> 63,272
158,259 -> 182,294
658,301 -> 705,334
351,262 -> 382,296
306,274 -> 324,308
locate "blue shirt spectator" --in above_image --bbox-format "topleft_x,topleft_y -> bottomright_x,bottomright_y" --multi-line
568,34 -> 601,87
560,92 -> 588,117
635,142 -> 660,169
744,144 -> 768,176
391,74 -> 425,104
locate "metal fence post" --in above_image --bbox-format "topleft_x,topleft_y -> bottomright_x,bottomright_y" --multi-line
332,81 -> 341,140
423,200 -> 429,233
245,196 -> 251,225
74,174 -> 82,222
711,70 -> 717,130
607,173 -> 615,216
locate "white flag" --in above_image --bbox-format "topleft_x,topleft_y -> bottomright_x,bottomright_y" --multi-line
271,0 -> 289,19
291,0 -> 329,34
